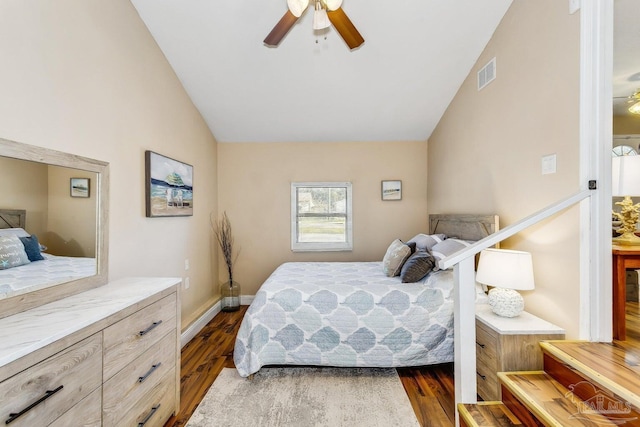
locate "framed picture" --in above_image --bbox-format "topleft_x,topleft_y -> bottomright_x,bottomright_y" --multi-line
381,180 -> 402,201
145,151 -> 193,217
70,178 -> 90,198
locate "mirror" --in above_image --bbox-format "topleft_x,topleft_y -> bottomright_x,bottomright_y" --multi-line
0,137 -> 109,319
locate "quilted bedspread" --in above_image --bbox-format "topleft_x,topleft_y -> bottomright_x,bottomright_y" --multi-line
234,262 -> 458,377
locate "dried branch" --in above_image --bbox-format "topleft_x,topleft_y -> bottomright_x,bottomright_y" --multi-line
211,211 -> 240,284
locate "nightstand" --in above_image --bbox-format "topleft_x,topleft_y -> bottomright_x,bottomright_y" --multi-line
475,304 -> 565,401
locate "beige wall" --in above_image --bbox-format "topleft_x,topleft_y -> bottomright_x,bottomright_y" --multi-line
0,0 -> 219,330
0,157 -> 48,236
218,141 -> 429,295
613,115 -> 640,136
428,0 -> 582,337
46,166 -> 96,257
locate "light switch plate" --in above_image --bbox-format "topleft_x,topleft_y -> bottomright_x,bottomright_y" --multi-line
542,154 -> 557,175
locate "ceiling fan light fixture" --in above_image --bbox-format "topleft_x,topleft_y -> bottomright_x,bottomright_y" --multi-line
313,1 -> 331,30
629,101 -> 640,115
287,0 -> 309,18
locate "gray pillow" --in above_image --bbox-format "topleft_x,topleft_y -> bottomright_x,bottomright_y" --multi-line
406,233 -> 446,252
382,239 -> 412,277
430,238 -> 474,270
400,251 -> 435,283
0,235 -> 31,270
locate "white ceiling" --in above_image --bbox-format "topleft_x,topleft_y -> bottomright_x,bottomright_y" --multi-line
613,0 -> 640,116
131,0 -> 513,143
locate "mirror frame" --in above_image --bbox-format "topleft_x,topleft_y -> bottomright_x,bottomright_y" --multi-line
0,137 -> 109,318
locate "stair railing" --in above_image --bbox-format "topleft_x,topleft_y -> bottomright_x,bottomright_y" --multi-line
437,189 -> 593,419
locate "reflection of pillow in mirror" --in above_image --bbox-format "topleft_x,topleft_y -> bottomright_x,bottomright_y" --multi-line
0,235 -> 31,270
19,235 -> 45,261
0,228 -> 30,238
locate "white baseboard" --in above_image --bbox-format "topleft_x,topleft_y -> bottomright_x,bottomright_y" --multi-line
181,301 -> 221,348
180,295 -> 255,348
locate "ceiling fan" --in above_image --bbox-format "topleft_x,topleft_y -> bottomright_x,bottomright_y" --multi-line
614,89 -> 640,115
264,0 -> 364,50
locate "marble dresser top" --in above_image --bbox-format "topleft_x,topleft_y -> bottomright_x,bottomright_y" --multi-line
0,277 -> 181,371
475,304 -> 566,335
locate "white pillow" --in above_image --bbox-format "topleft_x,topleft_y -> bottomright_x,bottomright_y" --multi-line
0,227 -> 30,238
430,238 -> 474,270
382,239 -> 412,277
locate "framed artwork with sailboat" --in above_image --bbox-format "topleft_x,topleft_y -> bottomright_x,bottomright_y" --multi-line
145,150 -> 194,217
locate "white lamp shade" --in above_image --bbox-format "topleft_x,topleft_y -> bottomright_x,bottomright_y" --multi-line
324,0 -> 343,11
287,0 -> 310,17
476,248 -> 535,291
613,155 -> 640,197
313,3 -> 330,29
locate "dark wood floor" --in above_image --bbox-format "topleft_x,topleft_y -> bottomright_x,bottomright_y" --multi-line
164,301 -> 640,427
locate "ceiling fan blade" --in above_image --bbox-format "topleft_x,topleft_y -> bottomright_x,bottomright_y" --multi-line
327,7 -> 364,50
264,10 -> 299,46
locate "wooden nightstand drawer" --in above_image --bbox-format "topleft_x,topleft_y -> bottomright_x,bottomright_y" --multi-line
475,322 -> 498,368
475,305 -> 565,402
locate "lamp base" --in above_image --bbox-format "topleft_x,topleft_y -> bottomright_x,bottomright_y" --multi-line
488,287 -> 524,318
613,232 -> 640,246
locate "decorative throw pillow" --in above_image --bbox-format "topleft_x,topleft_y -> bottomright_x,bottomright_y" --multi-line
382,239 -> 412,277
406,233 -> 446,252
19,235 -> 45,261
400,251 -> 436,283
430,238 -> 474,270
0,235 -> 31,270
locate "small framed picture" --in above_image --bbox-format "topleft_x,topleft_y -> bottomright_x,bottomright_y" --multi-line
381,180 -> 402,201
70,178 -> 90,198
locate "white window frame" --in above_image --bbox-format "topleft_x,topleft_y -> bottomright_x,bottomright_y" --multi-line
291,182 -> 353,252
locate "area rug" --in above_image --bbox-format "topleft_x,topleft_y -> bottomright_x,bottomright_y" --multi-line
186,367 -> 420,427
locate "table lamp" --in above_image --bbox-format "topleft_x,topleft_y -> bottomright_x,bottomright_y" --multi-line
612,155 -> 640,246
475,248 -> 535,318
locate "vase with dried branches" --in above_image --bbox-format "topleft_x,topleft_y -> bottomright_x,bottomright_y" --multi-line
211,211 -> 240,312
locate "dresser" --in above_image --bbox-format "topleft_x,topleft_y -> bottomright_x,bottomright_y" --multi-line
475,304 -> 565,401
0,277 -> 181,427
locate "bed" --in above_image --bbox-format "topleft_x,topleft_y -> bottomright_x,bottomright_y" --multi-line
234,214 -> 499,377
0,209 -> 96,299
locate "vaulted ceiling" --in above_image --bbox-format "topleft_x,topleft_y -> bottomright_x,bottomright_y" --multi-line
131,0 -> 513,143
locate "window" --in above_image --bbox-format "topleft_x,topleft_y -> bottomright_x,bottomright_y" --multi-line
291,182 -> 352,252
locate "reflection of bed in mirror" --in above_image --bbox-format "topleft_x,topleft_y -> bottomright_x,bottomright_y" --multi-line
0,208 -> 96,299
0,138 -> 109,319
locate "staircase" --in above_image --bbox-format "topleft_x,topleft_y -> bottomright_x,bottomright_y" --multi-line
458,340 -> 640,427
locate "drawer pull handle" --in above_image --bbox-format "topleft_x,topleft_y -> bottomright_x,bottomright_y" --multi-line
138,362 -> 162,383
139,320 -> 162,336
138,404 -> 161,427
476,341 -> 485,349
5,385 -> 64,425
477,373 -> 486,381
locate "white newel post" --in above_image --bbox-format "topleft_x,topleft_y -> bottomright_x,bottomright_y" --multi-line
453,256 -> 477,424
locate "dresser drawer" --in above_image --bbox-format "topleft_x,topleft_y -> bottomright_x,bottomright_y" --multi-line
103,293 -> 177,380
103,332 -> 176,426
115,368 -> 177,427
0,334 -> 102,427
49,387 -> 101,427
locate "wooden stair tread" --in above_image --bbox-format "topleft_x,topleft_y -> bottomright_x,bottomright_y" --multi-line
458,401 -> 523,427
541,340 -> 640,409
499,371 -> 622,426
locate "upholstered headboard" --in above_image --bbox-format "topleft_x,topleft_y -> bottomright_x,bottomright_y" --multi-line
0,209 -> 26,230
429,214 -> 499,241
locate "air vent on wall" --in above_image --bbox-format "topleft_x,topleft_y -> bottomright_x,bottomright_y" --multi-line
477,57 -> 496,91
